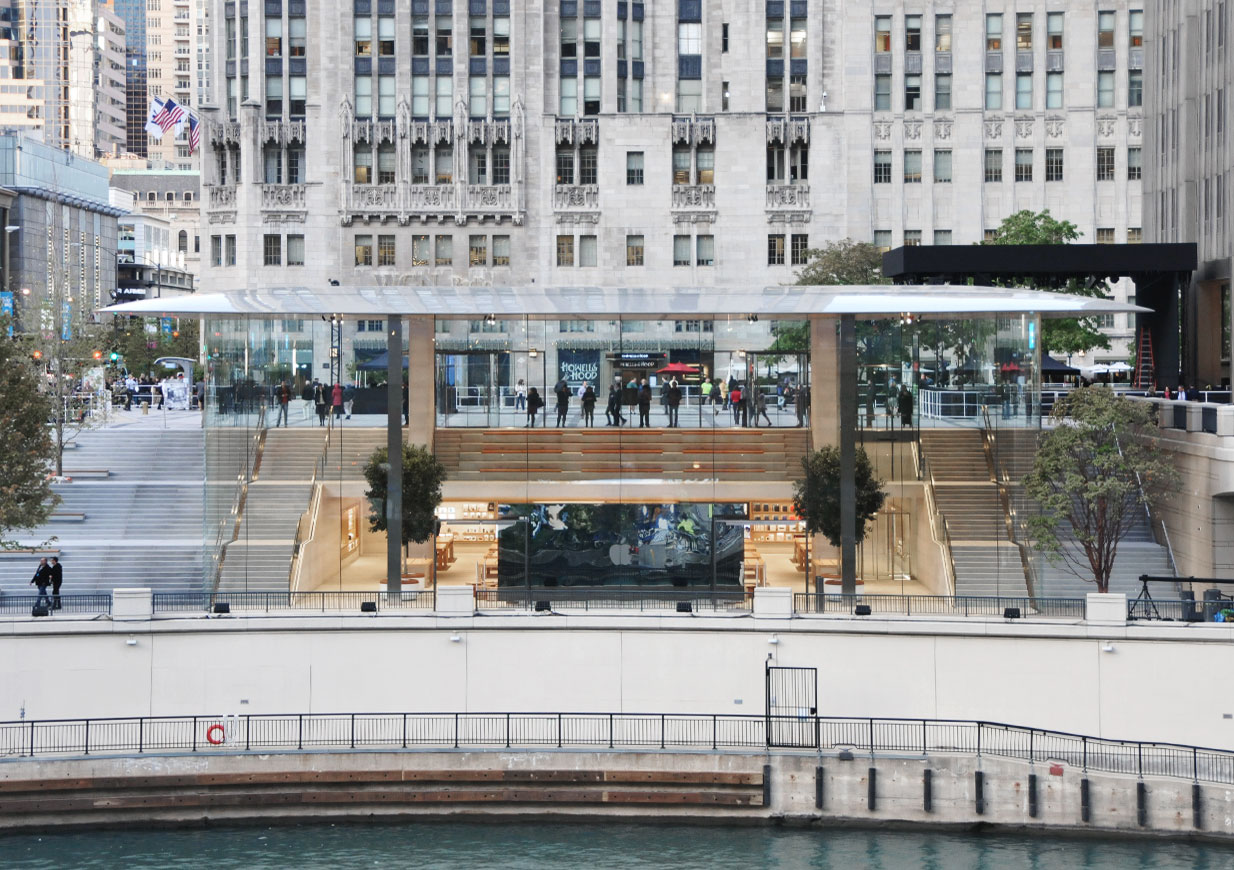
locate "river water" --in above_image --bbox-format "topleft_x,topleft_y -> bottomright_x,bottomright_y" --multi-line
4,821 -> 1234,869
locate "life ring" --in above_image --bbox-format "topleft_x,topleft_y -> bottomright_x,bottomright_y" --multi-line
206,723 -> 225,745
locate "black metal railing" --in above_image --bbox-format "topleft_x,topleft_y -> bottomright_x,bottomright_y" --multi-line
793,593 -> 1086,619
0,594 -> 112,615
3,711 -> 1232,786
473,588 -> 752,612
150,591 -> 435,613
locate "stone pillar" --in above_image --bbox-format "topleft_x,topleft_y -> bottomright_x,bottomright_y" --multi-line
386,315 -> 403,596
809,315 -> 839,448
405,315 -> 435,449
839,315 -> 858,595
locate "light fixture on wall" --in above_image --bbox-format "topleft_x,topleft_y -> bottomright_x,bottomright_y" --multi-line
125,635 -> 137,646
450,633 -> 463,643
1102,643 -> 1116,653
529,347 -> 538,358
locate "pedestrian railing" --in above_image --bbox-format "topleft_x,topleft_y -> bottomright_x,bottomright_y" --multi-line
793,592 -> 1087,619
1,710 -> 1231,786
473,588 -> 752,612
0,593 -> 112,616
150,590 -> 435,613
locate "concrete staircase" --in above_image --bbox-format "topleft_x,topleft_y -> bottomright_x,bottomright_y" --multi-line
216,428 -> 325,593
921,429 -> 1028,598
434,428 -> 809,481
0,430 -> 204,595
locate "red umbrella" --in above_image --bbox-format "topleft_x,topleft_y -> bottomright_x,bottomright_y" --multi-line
656,362 -> 701,374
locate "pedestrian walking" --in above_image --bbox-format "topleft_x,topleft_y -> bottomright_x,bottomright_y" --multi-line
581,382 -> 596,426
312,379 -> 327,426
605,379 -> 625,426
637,379 -> 652,427
897,386 -> 914,427
49,556 -> 63,610
526,387 -> 543,427
754,389 -> 772,427
30,558 -> 52,612
343,383 -> 356,419
729,383 -> 743,425
796,385 -> 810,427
331,382 -> 344,422
666,378 -> 682,427
554,379 -> 570,426
275,381 -> 290,427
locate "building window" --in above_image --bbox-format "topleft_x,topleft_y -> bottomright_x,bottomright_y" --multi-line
1015,73 -> 1032,110
626,151 -> 644,185
1046,72 -> 1063,109
1128,147 -> 1142,180
1097,11 -> 1115,48
1097,147 -> 1116,181
905,75 -> 922,111
263,234 -> 282,265
556,147 -> 574,185
934,150 -> 952,183
287,234 -> 305,266
905,15 -> 921,51
934,230 -> 953,245
435,235 -> 452,267
493,235 -> 511,266
579,146 -> 598,185
354,16 -> 371,56
696,149 -> 715,184
935,14 -> 951,51
767,234 -> 786,265
1129,71 -> 1143,107
1047,12 -> 1063,49
493,148 -> 510,185
225,235 -> 237,266
626,235 -> 644,266
1129,9 -> 1143,46
874,150 -> 891,183
790,234 -> 809,266
696,235 -> 714,266
378,235 -> 396,266
578,235 -> 597,267
1096,228 -> 1115,244
986,14 -> 1002,51
354,149 -> 372,184
557,234 -> 575,267
210,235 -> 222,266
1016,13 -> 1032,50
904,230 -> 922,247
673,235 -> 691,266
790,18 -> 806,58
1046,148 -> 1064,182
874,16 -> 891,52
1127,228 -> 1142,243
904,150 -> 922,183
559,78 -> 577,116
680,21 -> 702,54
984,149 -> 1002,182
874,230 -> 892,251
766,77 -> 783,112
412,235 -> 430,266
354,234 -> 372,267
874,75 -> 891,111
1097,71 -> 1114,108
289,16 -> 306,56
789,74 -> 807,113
985,74 -> 1002,110
437,15 -> 453,55
935,74 -> 952,110
1015,148 -> 1033,182
378,145 -> 396,184
583,76 -> 601,115
468,235 -> 486,267
436,77 -> 453,117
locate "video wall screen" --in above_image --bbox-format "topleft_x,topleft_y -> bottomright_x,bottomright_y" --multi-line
497,502 -> 746,588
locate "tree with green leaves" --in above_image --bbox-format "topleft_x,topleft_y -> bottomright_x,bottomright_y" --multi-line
795,238 -> 890,287
982,209 -> 1112,357
793,444 -> 886,556
1024,387 -> 1178,593
363,443 -> 448,548
0,317 -> 60,548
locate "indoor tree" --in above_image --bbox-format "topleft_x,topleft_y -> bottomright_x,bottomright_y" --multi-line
363,443 -> 448,574
792,445 -> 887,592
1023,387 -> 1178,593
0,316 -> 60,548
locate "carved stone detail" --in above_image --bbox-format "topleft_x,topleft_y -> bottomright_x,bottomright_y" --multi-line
671,185 -> 715,209
904,121 -> 922,141
874,121 -> 892,141
984,119 -> 1004,139
766,184 -> 810,209
934,120 -> 953,140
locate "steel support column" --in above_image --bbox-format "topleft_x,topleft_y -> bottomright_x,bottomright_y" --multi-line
839,314 -> 857,595
386,314 -> 403,597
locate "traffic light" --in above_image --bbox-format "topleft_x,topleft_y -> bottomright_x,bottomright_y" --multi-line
109,351 -> 120,362
31,349 -> 42,360
92,350 -> 103,360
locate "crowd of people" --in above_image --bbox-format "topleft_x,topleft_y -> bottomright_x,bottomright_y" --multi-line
108,373 -> 202,411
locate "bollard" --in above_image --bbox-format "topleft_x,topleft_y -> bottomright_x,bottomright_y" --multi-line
763,764 -> 772,808
1136,781 -> 1147,827
1193,782 -> 1203,829
814,766 -> 824,810
142,401 -> 149,415
923,768 -> 932,813
868,767 -> 877,811
974,770 -> 985,815
1028,773 -> 1038,818
1080,777 -> 1091,823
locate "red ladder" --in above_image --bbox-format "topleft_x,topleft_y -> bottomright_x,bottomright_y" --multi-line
1134,328 -> 1155,389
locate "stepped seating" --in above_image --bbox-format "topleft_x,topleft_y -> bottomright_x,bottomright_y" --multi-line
0,430 -> 205,596
434,428 -> 808,481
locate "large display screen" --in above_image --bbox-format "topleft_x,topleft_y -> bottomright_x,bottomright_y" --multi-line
497,502 -> 746,588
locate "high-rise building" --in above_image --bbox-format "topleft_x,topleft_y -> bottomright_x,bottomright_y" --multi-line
200,0 -> 1144,358
1145,0 -> 1232,387
68,0 -> 127,158
111,0 -> 149,156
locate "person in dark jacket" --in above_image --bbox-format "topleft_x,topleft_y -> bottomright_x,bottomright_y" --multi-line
274,381 -> 290,427
665,379 -> 682,427
554,380 -> 570,427
526,387 -> 543,427
897,386 -> 914,427
49,556 -> 63,609
312,379 -> 327,426
581,382 -> 596,426
637,379 -> 652,428
30,558 -> 52,611
402,381 -> 409,425
605,380 -> 624,426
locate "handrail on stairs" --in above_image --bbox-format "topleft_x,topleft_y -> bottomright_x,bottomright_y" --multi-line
979,404 -> 1039,599
210,405 -> 270,594
288,428 -> 335,591
917,444 -> 957,598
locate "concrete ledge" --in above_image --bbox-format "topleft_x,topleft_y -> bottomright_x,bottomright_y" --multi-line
111,588 -> 153,621
753,587 -> 792,618
435,585 -> 476,615
1086,592 -> 1127,626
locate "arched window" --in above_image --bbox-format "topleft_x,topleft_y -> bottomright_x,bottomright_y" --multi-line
166,191 -> 175,201
178,230 -> 188,252
146,192 -> 156,201
184,191 -> 193,202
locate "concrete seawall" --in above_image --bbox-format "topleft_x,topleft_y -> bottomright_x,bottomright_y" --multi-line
2,749 -> 1231,840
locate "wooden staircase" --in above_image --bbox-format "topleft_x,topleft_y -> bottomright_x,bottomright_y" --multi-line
435,428 -> 809,481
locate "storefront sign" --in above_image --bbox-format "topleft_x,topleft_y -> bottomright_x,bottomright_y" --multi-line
558,348 -> 600,383
0,291 -> 12,337
607,352 -> 665,369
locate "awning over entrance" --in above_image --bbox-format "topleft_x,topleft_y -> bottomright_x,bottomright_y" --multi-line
102,284 -> 1147,319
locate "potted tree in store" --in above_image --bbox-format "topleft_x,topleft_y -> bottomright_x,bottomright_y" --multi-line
793,446 -> 886,594
364,443 -> 447,588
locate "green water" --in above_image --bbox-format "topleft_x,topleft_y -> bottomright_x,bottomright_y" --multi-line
4,822 -> 1234,869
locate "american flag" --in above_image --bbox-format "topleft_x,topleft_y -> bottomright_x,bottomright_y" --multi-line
152,97 -> 188,133
187,113 -> 200,153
